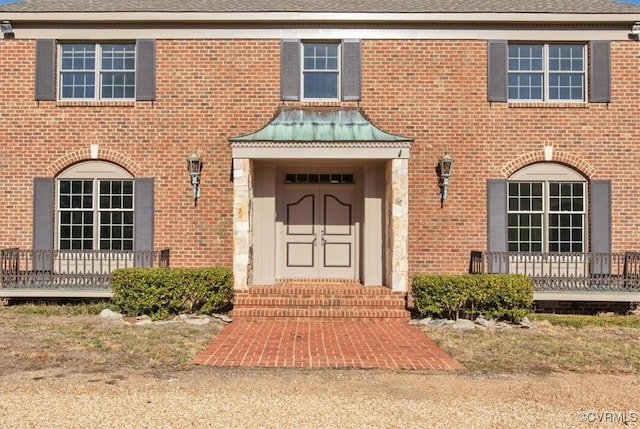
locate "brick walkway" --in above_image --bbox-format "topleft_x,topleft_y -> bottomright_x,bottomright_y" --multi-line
193,320 -> 464,370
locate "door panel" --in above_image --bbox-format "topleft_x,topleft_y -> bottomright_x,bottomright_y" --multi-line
285,193 -> 317,273
280,187 -> 356,279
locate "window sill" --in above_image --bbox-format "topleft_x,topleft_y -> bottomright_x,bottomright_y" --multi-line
55,100 -> 136,108
507,102 -> 588,109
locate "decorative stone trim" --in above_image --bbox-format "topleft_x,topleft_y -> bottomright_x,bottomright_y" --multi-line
231,141 -> 412,149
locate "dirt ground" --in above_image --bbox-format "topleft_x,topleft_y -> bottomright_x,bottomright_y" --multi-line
0,312 -> 639,428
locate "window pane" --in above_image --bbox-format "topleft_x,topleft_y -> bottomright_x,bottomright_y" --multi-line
509,43 -> 584,102
58,176 -> 134,251
100,44 -> 135,100
303,43 -> 339,99
509,197 -> 519,211
61,43 -> 135,100
97,179 -> 135,250
59,195 -> 70,209
303,72 -> 339,99
508,73 -> 543,100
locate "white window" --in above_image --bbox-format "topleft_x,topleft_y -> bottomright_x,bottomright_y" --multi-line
57,161 -> 134,250
508,44 -> 586,102
59,43 -> 136,100
302,42 -> 340,100
508,164 -> 587,252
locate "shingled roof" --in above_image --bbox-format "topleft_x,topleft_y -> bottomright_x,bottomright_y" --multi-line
1,0 -> 640,14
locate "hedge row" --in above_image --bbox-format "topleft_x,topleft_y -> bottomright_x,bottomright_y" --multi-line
411,274 -> 533,322
111,267 -> 233,320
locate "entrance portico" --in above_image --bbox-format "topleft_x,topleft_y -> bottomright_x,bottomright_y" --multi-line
230,107 -> 412,292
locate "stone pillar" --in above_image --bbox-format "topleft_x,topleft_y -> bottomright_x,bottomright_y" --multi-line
233,158 -> 252,290
389,158 -> 409,292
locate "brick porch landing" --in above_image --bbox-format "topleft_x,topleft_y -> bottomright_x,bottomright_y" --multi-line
194,282 -> 463,370
193,321 -> 464,370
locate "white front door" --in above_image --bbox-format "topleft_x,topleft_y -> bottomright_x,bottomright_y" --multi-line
280,187 -> 357,279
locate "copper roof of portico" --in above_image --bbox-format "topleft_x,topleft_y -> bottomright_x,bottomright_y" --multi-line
229,108 -> 413,143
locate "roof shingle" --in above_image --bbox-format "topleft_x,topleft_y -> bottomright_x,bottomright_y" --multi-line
1,0 -> 640,14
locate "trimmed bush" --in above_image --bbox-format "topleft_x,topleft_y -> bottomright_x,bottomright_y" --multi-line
412,274 -> 533,322
111,267 -> 233,320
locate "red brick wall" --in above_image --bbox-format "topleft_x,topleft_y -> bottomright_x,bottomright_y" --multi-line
2,38 -> 640,273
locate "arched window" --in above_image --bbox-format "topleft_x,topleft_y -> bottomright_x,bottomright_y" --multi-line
507,163 -> 587,252
56,161 -> 134,250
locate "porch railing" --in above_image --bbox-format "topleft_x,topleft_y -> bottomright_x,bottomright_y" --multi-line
0,248 -> 170,290
469,251 -> 640,292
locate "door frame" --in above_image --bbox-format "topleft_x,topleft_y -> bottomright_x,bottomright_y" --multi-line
275,166 -> 362,281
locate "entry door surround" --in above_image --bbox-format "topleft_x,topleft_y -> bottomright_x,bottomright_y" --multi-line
280,186 -> 358,279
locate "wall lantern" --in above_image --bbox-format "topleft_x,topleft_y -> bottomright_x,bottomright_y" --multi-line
1,21 -> 14,39
187,152 -> 202,206
439,152 -> 454,207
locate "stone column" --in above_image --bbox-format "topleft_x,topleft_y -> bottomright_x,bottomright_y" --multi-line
233,158 -> 252,290
390,158 -> 409,292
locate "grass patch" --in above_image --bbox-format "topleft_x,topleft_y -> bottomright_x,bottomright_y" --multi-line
7,300 -> 117,316
528,313 -> 640,329
423,314 -> 640,375
0,303 -> 223,376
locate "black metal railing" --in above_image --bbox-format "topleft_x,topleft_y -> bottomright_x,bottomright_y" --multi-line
0,248 -> 170,290
469,251 -> 640,292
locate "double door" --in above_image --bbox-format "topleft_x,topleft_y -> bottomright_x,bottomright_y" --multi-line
280,187 -> 357,279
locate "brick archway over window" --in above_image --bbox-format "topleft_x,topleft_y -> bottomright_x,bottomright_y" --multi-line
500,149 -> 595,179
48,148 -> 142,177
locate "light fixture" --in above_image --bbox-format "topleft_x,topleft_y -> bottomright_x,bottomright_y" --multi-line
186,152 -> 202,206
1,21 -> 14,39
630,22 -> 640,41
439,152 -> 454,207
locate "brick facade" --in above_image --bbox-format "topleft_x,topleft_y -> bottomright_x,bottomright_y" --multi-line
2,35 -> 640,279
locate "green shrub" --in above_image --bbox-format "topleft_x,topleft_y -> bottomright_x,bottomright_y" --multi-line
111,267 -> 233,320
412,274 -> 533,322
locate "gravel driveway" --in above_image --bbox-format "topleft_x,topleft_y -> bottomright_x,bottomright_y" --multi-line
1,368 -> 638,428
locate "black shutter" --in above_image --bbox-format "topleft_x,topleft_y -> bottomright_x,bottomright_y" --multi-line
134,178 -> 154,266
487,40 -> 508,102
487,179 -> 508,273
590,180 -> 611,253
136,39 -> 156,101
280,39 -> 300,101
590,41 -> 611,103
33,178 -> 54,271
341,39 -> 361,101
35,39 -> 55,101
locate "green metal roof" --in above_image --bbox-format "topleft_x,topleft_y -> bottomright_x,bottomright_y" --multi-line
229,108 -> 413,143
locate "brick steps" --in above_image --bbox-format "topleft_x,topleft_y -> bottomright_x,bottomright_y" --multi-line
231,282 -> 410,321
